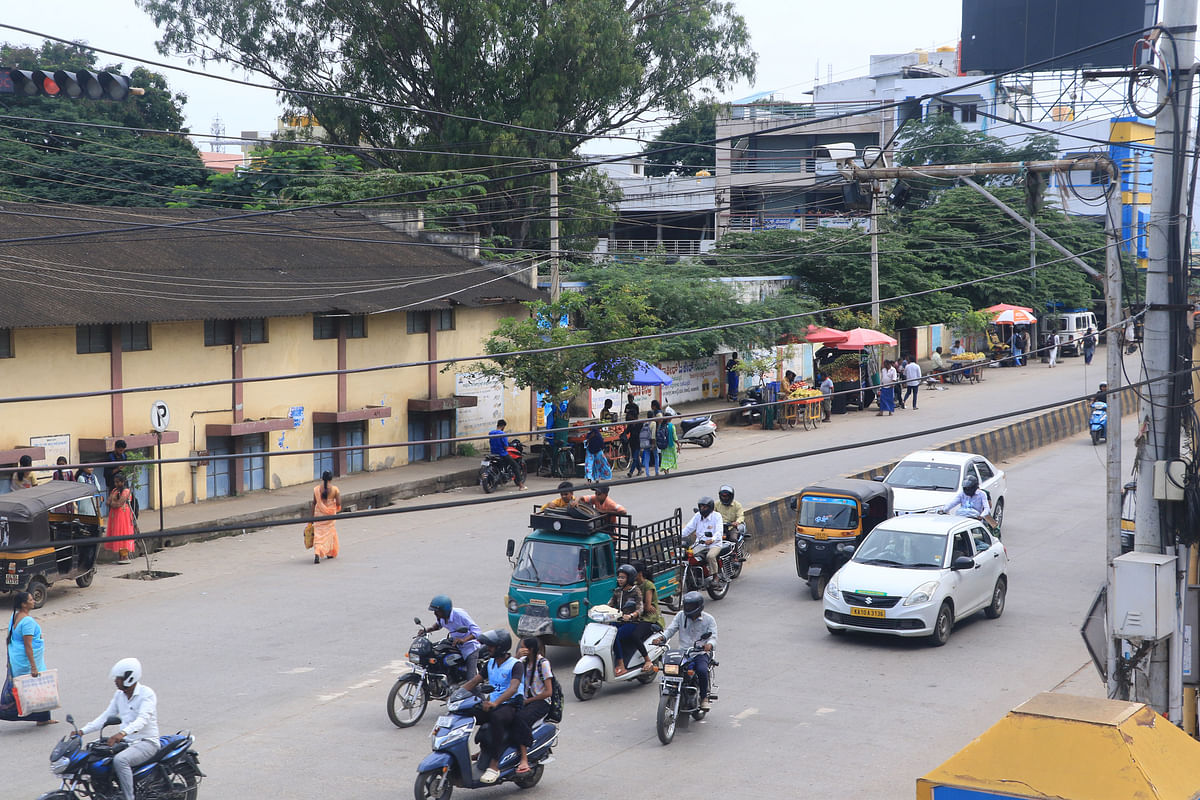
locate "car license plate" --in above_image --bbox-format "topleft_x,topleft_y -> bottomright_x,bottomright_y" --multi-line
4,574 -> 17,585
480,459 -> 490,466
436,715 -> 453,729
851,607 -> 886,618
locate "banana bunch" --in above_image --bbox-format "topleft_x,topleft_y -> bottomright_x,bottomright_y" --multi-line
950,352 -> 987,361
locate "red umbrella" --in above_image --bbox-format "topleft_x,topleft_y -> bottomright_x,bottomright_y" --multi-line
983,303 -> 1034,314
839,327 -> 899,349
804,325 -> 849,344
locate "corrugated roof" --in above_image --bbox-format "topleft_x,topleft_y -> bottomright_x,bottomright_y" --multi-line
0,203 -> 543,328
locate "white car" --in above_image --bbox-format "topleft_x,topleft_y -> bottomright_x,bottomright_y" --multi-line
881,450 -> 1007,529
822,514 -> 1009,646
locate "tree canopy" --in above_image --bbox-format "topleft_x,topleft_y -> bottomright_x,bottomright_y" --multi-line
640,100 -> 721,177
0,40 -> 206,206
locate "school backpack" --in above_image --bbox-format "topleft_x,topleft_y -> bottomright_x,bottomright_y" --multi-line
655,417 -> 671,450
545,669 -> 565,723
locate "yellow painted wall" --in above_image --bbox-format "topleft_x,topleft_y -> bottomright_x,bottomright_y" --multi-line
0,308 -> 534,508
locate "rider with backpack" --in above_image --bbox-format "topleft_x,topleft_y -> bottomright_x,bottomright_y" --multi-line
513,637 -> 558,776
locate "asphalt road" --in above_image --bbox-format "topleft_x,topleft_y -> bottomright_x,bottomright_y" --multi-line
6,396 -> 1119,800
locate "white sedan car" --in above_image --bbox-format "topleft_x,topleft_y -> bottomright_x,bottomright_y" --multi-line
822,514 -> 1008,646
881,450 -> 1007,529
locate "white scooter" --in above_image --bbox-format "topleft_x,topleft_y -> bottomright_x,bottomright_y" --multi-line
676,416 -> 717,448
572,606 -> 666,701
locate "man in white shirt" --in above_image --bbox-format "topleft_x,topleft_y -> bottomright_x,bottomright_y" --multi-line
902,359 -> 923,409
77,658 -> 159,800
682,496 -> 724,581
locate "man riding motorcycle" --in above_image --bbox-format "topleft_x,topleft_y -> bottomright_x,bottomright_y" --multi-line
461,629 -> 525,785
682,496 -> 723,583
715,485 -> 745,539
653,592 -> 717,710
75,658 -> 159,800
421,595 -> 483,680
941,474 -> 991,520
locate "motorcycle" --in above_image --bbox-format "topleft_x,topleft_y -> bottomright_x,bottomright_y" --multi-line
676,416 -> 717,448
721,521 -> 750,579
388,617 -> 473,729
737,387 -> 764,426
654,633 -> 717,745
1090,401 -> 1108,445
413,687 -> 557,800
37,713 -> 203,800
479,439 -> 525,493
571,605 -> 666,701
682,541 -> 735,601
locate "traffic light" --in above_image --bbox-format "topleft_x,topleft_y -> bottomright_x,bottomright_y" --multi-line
0,68 -> 137,101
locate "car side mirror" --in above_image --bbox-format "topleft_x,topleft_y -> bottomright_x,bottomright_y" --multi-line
872,475 -> 885,482
951,556 -> 974,571
66,714 -> 75,726
506,539 -> 515,558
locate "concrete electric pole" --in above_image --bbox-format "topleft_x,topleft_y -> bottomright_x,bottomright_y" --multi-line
549,162 -> 561,303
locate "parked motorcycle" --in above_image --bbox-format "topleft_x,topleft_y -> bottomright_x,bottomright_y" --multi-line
676,416 -> 717,448
654,633 -> 717,745
388,617 -> 473,728
737,387 -> 765,426
572,605 -> 665,701
722,521 -> 749,579
479,439 -> 525,493
413,687 -> 557,800
1090,401 -> 1108,446
37,713 -> 203,800
682,543 -> 734,601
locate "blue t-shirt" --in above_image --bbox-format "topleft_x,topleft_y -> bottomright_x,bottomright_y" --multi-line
7,615 -> 45,676
488,430 -> 509,456
486,656 -> 525,703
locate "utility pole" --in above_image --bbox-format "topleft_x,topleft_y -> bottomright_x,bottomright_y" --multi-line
869,181 -> 880,325
549,162 -> 561,303
1105,179 -> 1124,698
1030,225 -> 1037,302
1134,2 -> 1197,723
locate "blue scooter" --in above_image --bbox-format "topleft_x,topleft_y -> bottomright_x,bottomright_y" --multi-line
1090,401 -> 1108,445
413,687 -> 558,800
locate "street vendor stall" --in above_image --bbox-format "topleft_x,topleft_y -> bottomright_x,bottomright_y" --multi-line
814,328 -> 897,414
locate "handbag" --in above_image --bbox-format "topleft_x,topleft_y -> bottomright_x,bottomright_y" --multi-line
0,665 -> 18,721
12,669 -> 60,716
303,523 -> 315,549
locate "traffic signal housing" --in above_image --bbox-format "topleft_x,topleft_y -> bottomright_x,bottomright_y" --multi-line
1,68 -> 138,101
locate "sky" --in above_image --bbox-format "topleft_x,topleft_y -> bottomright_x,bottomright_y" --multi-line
0,0 -> 966,153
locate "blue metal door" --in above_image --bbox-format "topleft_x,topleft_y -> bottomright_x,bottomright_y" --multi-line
242,434 -> 266,492
206,437 -> 233,498
313,424 -> 335,480
346,423 -> 366,473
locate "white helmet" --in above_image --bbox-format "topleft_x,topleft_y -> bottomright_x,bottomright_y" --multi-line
110,657 -> 142,688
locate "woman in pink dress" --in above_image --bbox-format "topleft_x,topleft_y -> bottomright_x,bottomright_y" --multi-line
106,472 -> 135,564
310,471 -> 341,564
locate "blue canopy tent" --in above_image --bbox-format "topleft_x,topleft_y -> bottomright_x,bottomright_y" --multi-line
584,360 -> 673,386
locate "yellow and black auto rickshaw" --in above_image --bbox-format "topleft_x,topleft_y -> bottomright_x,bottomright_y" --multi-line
792,479 -> 894,600
0,481 -> 104,608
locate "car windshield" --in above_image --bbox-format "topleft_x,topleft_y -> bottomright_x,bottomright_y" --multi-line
852,528 -> 947,569
798,495 -> 858,530
512,540 -> 586,585
884,461 -> 961,491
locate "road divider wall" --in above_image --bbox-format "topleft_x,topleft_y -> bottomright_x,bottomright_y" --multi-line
744,396 -> 1130,553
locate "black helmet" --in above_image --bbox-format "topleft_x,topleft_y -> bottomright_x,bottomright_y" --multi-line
718,485 -> 734,503
697,496 -> 715,515
617,564 -> 638,585
962,474 -> 980,495
478,629 -> 512,657
682,591 -> 705,619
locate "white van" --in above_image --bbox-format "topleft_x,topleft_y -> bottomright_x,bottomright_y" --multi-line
1045,310 -> 1098,356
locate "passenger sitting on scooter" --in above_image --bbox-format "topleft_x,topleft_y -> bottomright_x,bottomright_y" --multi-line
682,496 -> 724,583
610,565 -> 650,675
654,592 -> 718,711
513,638 -> 554,775
940,475 -> 991,520
540,481 -> 578,512
631,560 -> 666,631
461,629 -> 525,785
715,485 -> 745,538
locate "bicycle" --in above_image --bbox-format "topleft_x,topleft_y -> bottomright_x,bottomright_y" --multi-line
536,439 -> 577,479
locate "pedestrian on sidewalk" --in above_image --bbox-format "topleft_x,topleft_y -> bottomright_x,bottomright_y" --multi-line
51,456 -> 74,483
903,358 -> 922,410
895,359 -> 908,408
624,394 -> 643,478
1011,329 -> 1024,366
2,591 -> 57,725
819,373 -> 833,422
1047,332 -> 1059,368
9,454 -> 36,491
725,352 -> 740,400
1082,328 -> 1097,365
639,413 -> 660,477
76,464 -> 104,516
584,426 -> 611,482
877,361 -> 897,416
106,472 -> 136,564
103,439 -> 128,492
310,471 -> 341,564
658,415 -> 678,475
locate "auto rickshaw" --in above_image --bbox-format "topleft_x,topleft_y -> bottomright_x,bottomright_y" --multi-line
0,481 -> 104,608
791,479 -> 894,600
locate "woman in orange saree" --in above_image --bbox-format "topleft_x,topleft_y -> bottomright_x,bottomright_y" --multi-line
311,470 -> 341,564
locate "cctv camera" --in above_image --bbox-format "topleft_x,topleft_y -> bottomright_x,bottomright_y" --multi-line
820,142 -> 857,162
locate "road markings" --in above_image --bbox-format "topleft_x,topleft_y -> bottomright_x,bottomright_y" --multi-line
281,667 -> 314,674
318,691 -> 348,703
816,707 -> 836,715
349,678 -> 381,690
733,707 -> 758,720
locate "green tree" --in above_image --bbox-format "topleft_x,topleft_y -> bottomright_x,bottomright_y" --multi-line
136,0 -> 755,244
0,39 -> 206,206
641,100 -> 722,176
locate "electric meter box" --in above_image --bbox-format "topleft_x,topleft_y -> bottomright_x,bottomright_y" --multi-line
1112,552 -> 1176,641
